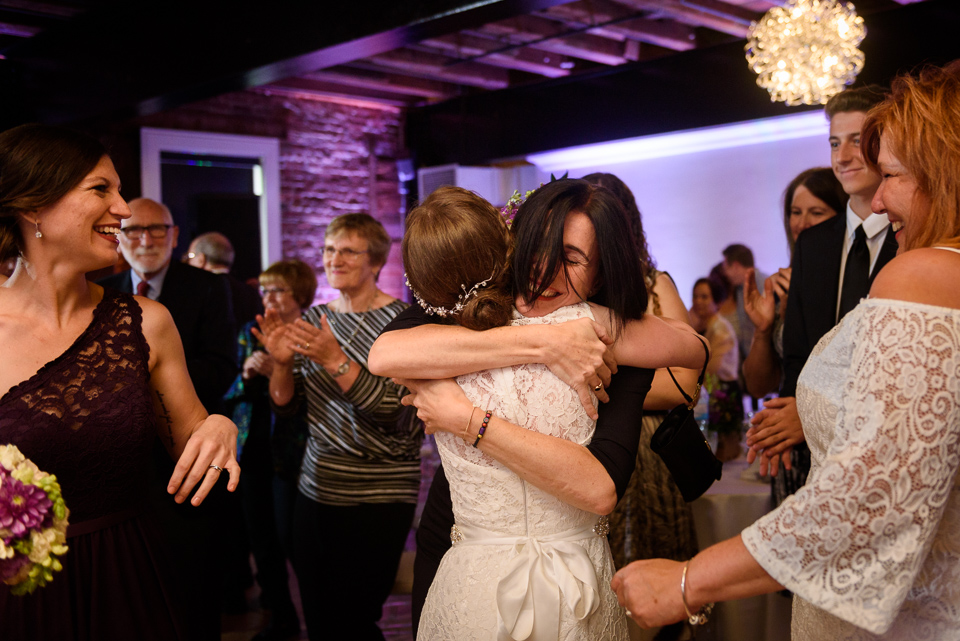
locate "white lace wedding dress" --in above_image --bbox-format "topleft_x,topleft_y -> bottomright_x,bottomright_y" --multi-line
417,302 -> 628,641
742,295 -> 960,640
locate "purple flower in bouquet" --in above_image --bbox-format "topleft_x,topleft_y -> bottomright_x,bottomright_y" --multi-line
0,472 -> 52,541
0,445 -> 69,594
0,550 -> 30,583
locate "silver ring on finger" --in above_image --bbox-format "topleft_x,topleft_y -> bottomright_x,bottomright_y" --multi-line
208,464 -> 224,473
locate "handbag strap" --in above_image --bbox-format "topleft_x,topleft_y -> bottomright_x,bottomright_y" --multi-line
666,334 -> 710,410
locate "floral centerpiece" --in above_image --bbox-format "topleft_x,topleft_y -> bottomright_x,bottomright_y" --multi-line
0,444 -> 69,595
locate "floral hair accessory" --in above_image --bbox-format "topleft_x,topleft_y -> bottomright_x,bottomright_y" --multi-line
498,173 -> 567,229
499,188 -> 536,229
0,444 -> 69,595
404,271 -> 494,317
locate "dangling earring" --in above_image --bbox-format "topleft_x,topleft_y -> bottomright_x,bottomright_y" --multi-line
34,219 -> 42,239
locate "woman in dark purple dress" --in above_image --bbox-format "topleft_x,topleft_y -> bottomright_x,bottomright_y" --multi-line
0,124 -> 240,640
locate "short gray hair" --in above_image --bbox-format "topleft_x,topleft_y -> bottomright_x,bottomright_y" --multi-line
191,232 -> 235,269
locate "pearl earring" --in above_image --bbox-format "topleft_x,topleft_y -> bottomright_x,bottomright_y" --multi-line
35,219 -> 42,239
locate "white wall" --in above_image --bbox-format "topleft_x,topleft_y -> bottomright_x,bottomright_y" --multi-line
525,114 -> 833,306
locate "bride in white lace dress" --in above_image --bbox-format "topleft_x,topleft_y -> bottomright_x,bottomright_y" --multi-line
612,62 -> 960,640
392,181 -> 704,641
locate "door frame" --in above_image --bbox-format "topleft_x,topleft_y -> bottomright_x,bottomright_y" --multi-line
140,127 -> 282,269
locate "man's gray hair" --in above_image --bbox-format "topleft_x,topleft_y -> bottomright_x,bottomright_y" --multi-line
192,231 -> 235,269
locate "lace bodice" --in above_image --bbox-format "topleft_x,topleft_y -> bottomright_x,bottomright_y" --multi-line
742,298 -> 960,640
440,303 -> 599,537
0,290 -> 157,523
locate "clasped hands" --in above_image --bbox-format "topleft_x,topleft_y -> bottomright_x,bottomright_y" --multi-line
252,309 -> 346,372
745,396 -> 804,477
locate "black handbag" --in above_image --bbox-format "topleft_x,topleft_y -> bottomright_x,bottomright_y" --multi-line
649,334 -> 722,502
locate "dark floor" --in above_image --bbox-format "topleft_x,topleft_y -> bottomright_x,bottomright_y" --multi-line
220,576 -> 414,641
221,437 -> 440,641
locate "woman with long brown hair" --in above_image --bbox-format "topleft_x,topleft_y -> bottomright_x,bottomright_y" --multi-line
0,125 -> 239,639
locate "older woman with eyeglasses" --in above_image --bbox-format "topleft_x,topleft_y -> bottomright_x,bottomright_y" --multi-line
222,259 -> 316,640
255,214 -> 421,641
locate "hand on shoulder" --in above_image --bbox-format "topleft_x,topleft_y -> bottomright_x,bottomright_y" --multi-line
870,247 -> 960,310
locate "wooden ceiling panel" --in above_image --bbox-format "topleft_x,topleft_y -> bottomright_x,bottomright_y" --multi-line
0,0 -> 939,122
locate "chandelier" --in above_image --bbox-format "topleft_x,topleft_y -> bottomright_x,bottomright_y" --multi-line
745,0 -> 866,106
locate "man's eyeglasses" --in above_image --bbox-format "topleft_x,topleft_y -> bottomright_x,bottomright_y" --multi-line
259,286 -> 290,296
120,224 -> 173,240
322,247 -> 368,260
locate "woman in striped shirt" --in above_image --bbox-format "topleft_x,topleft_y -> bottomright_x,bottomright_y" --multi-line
256,214 -> 420,641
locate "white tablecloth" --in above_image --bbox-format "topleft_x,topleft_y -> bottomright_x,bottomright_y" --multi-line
689,458 -> 792,641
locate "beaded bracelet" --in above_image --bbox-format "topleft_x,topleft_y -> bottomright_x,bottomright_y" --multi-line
680,559 -> 714,626
463,407 -> 479,440
473,410 -> 492,448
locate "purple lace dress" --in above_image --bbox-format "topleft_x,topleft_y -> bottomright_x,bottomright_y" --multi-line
0,289 -> 188,640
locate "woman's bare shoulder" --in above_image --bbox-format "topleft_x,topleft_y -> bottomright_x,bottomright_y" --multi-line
870,247 -> 960,309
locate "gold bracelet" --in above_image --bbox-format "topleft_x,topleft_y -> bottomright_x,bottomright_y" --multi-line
680,559 -> 714,626
463,407 -> 479,439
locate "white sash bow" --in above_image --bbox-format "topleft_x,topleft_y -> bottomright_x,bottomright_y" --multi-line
454,519 -> 602,641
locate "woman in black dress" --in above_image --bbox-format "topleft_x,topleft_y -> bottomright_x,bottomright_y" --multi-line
0,124 -> 239,640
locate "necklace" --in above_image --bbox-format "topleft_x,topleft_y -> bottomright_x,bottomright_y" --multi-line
336,303 -> 374,351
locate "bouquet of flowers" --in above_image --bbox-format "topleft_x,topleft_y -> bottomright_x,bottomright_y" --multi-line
0,444 -> 69,595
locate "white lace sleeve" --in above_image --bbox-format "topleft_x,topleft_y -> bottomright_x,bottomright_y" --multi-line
742,301 -> 960,635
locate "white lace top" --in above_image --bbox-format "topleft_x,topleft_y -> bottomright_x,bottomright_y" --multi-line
742,297 -> 960,640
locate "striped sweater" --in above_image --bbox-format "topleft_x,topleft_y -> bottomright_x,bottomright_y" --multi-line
282,300 -> 423,506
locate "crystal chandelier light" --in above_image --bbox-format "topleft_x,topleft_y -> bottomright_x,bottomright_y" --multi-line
745,0 -> 866,106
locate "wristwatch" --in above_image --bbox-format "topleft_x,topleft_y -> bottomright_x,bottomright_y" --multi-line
330,358 -> 351,378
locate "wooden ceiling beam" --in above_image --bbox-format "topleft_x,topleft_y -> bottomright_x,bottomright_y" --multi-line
0,1 -> 81,18
541,0 -> 697,50
612,0 -> 753,37
678,0 -> 762,25
0,20 -> 38,36
419,33 -> 572,77
480,14 -> 630,65
302,68 -> 454,99
257,81 -> 413,108
365,48 -> 511,90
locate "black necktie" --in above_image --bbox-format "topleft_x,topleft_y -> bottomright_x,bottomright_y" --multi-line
838,225 -> 869,320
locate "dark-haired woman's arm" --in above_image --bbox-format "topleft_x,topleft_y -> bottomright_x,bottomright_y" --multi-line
369,309 -> 614,418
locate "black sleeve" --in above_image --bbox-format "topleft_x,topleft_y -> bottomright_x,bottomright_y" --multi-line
588,366 -> 655,500
379,303 -> 438,333
780,237 -> 808,397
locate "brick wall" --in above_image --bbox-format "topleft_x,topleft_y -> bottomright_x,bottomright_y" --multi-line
137,88 -> 409,304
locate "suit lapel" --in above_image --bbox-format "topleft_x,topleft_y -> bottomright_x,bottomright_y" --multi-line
809,216 -> 845,335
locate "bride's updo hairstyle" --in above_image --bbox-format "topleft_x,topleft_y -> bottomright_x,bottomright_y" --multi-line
511,178 -> 647,339
403,186 -> 514,331
862,61 -> 960,251
0,124 -> 106,261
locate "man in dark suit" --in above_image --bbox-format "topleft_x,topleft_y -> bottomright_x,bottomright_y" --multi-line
99,197 -> 239,640
185,231 -> 263,330
751,86 -> 897,480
